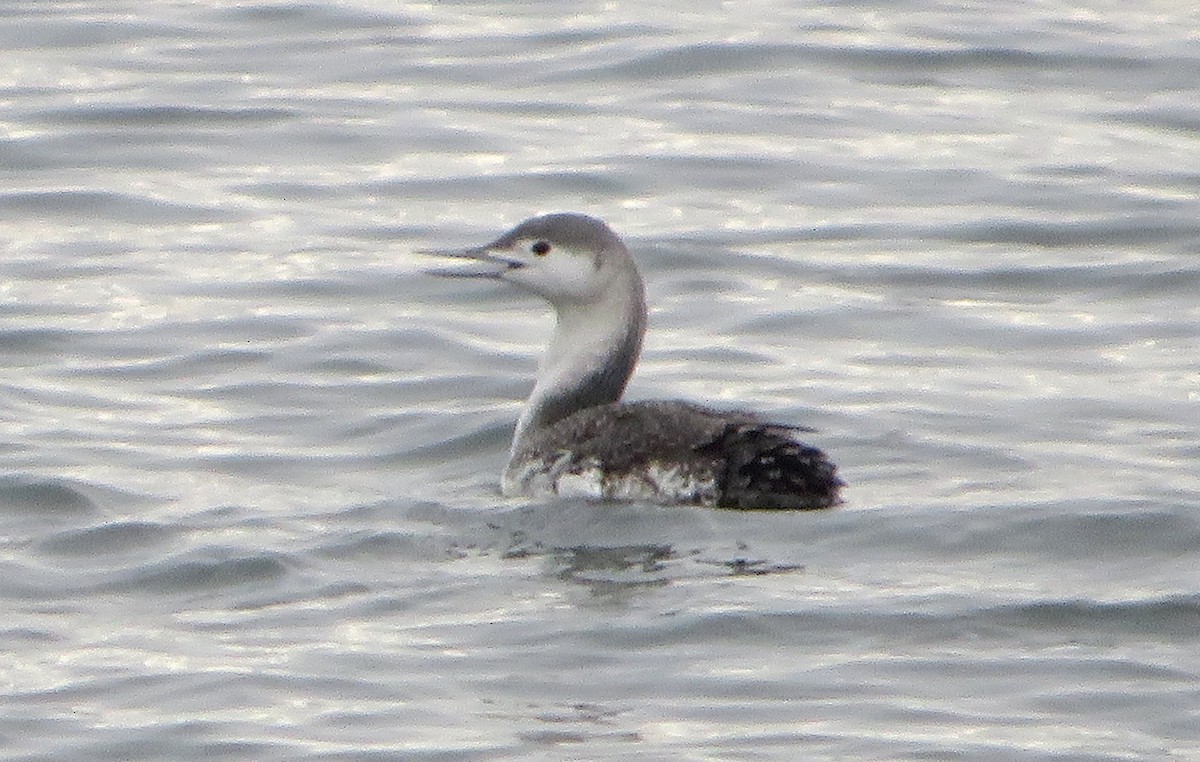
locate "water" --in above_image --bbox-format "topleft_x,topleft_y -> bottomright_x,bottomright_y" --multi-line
2,1 -> 1199,759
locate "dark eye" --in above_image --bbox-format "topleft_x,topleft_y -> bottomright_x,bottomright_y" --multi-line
530,240 -> 551,256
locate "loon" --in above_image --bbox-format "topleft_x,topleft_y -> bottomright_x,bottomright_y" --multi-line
423,213 -> 842,510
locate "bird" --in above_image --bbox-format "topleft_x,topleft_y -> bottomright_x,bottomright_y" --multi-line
422,212 -> 842,510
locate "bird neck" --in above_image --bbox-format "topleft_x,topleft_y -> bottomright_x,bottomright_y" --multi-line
511,268 -> 646,455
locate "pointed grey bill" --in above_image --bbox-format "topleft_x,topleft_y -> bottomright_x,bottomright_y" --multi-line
418,245 -> 525,279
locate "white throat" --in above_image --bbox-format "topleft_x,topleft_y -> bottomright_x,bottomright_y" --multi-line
510,266 -> 646,455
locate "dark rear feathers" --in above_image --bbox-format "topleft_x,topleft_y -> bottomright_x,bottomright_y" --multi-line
710,425 -> 843,510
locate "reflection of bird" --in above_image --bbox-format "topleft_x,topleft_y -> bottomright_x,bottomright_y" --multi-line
424,213 -> 841,509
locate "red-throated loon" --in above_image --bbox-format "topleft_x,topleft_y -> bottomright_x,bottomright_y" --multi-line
423,213 -> 842,509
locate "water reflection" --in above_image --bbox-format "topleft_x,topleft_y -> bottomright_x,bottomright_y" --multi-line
550,543 -> 675,599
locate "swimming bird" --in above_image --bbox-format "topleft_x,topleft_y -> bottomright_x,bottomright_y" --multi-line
423,213 -> 841,509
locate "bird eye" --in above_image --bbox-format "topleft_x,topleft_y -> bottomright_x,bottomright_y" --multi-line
530,240 -> 551,256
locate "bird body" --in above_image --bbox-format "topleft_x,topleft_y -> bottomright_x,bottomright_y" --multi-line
424,213 -> 841,509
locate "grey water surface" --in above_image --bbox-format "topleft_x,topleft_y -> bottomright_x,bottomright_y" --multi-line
2,1 -> 1199,759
